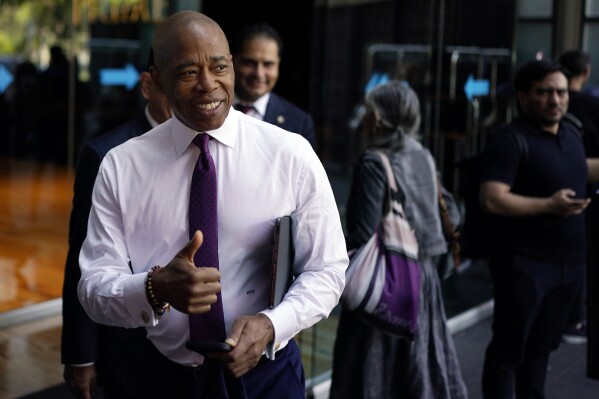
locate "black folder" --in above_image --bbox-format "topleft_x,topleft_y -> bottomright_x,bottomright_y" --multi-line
269,216 -> 294,308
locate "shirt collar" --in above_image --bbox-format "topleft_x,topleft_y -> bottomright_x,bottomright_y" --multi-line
144,105 -> 160,128
234,92 -> 270,117
171,109 -> 237,157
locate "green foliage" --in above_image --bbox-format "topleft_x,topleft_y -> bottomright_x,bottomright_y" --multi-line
0,0 -> 71,56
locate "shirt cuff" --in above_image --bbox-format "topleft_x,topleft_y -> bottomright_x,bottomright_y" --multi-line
122,271 -> 161,327
259,301 -> 296,359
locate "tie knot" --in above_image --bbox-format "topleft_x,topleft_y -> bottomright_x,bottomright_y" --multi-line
235,103 -> 254,114
193,134 -> 210,154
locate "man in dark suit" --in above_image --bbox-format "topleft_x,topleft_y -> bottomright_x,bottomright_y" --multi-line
232,23 -> 317,150
61,56 -> 171,398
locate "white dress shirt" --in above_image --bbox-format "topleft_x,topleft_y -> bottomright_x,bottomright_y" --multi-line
234,92 -> 270,120
144,104 -> 162,128
78,109 -> 348,366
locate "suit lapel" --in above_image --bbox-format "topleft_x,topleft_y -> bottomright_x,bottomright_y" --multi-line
264,93 -> 286,127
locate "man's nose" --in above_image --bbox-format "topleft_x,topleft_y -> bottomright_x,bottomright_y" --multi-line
255,63 -> 266,78
196,71 -> 218,92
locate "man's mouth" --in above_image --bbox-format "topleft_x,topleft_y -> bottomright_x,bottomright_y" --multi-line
196,101 -> 221,111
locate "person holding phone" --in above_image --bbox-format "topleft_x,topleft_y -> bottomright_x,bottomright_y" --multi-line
479,60 -> 599,398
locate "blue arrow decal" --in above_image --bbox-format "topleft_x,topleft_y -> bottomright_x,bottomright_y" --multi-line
365,72 -> 390,94
100,63 -> 139,90
464,74 -> 490,100
0,64 -> 14,94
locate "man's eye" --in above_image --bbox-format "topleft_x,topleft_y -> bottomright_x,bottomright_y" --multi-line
176,70 -> 197,80
239,60 -> 254,67
535,88 -> 567,96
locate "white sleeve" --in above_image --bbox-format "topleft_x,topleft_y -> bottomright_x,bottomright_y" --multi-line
77,153 -> 159,328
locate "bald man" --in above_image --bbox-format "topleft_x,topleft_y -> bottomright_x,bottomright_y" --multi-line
77,11 -> 347,398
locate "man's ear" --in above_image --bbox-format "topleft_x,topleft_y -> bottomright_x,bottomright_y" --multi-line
140,72 -> 153,100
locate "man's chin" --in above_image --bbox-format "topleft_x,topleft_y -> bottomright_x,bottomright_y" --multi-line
235,86 -> 263,103
541,112 -> 564,125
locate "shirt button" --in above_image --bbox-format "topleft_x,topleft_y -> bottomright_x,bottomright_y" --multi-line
141,311 -> 150,324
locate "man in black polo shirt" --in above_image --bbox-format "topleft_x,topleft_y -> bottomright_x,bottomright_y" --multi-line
479,60 -> 599,398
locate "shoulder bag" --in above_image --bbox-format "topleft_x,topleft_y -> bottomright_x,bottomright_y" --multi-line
341,151 -> 421,340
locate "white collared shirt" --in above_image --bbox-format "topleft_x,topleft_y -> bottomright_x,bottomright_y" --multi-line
234,92 -> 270,120
78,109 -> 348,366
144,105 -> 161,128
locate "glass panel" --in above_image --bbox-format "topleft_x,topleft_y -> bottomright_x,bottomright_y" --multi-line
517,0 -> 553,18
586,0 -> 599,17
0,0 -> 76,314
515,22 -> 553,68
0,1 -> 168,314
583,22 -> 599,87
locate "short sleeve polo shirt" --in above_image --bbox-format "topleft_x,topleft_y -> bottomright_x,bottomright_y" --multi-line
480,116 -> 588,262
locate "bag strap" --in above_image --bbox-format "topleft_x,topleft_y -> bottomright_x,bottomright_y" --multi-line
375,151 -> 398,192
436,178 -> 461,267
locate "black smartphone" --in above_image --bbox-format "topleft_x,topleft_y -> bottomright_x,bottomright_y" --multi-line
186,340 -> 232,355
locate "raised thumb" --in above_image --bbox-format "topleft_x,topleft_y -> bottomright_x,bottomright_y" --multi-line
183,230 -> 203,263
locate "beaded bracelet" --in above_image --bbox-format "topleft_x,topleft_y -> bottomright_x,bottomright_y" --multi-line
145,266 -> 171,317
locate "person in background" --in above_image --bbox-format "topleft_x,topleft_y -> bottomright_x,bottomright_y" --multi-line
480,59 -> 599,398
559,49 -> 599,378
330,80 -> 468,399
557,49 -> 599,98
77,11 -> 347,398
38,45 -> 70,164
560,50 -> 592,93
231,22 -> 317,150
558,49 -> 599,346
61,49 -> 171,399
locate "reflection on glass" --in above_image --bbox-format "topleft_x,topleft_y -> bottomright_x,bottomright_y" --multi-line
586,0 -> 599,17
517,0 -> 553,18
515,23 -> 552,68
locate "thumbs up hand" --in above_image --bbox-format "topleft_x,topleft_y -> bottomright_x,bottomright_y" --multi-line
151,230 -> 222,314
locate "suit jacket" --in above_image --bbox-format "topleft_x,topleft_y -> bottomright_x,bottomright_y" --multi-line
263,92 -> 317,150
61,113 -> 153,390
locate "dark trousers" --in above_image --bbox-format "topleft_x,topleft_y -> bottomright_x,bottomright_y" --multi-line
96,326 -> 153,399
567,264 -> 586,325
586,211 -> 599,379
141,339 -> 305,399
482,251 -> 582,399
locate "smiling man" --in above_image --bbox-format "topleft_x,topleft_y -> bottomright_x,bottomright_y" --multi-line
232,23 -> 317,150
77,11 -> 347,399
479,60 -> 595,398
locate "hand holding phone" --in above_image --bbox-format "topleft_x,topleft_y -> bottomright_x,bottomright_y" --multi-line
186,340 -> 232,356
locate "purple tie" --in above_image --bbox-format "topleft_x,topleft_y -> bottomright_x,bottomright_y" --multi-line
189,134 -> 226,343
235,103 -> 254,114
